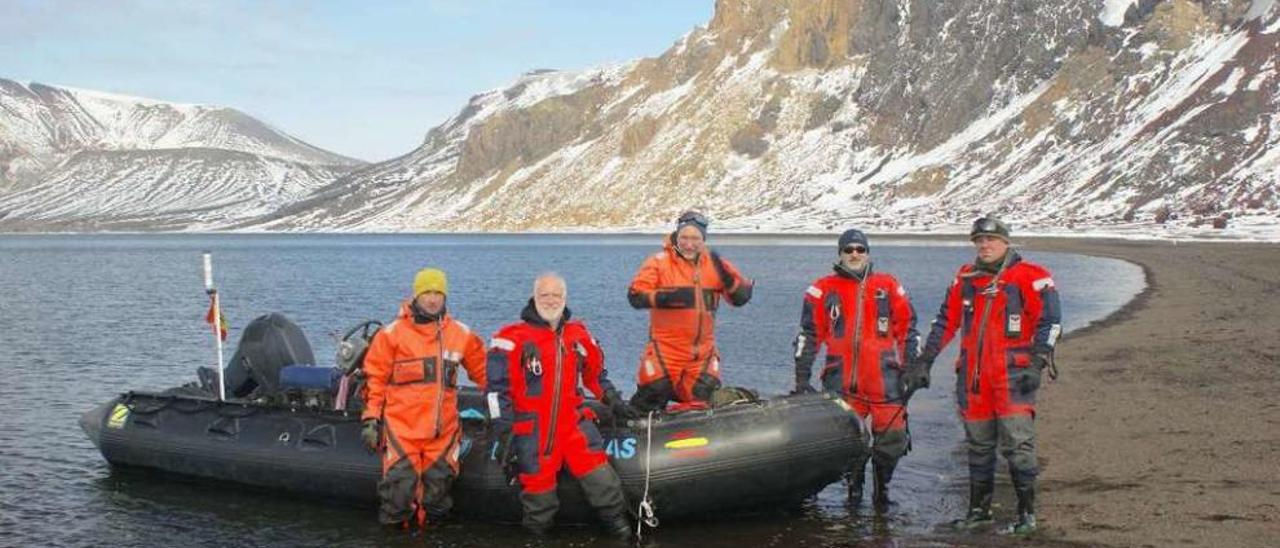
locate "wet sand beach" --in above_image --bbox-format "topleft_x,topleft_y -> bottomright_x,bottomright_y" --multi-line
1021,238 -> 1280,547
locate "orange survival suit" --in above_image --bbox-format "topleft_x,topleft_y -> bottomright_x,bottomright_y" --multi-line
626,237 -> 752,411
361,303 -> 486,526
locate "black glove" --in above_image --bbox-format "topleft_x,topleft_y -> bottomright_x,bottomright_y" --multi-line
1017,366 -> 1042,394
708,250 -> 732,286
1032,352 -> 1052,371
790,383 -> 816,395
604,389 -> 640,421
1017,353 -> 1051,394
361,419 -> 381,453
900,360 -> 932,394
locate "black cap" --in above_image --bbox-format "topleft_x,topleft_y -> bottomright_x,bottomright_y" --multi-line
837,229 -> 869,252
970,214 -> 1011,242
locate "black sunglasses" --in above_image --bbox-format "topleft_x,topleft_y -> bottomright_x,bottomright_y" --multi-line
841,245 -> 868,254
677,211 -> 709,227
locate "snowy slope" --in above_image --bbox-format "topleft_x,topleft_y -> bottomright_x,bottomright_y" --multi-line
0,149 -> 349,231
262,0 -> 1279,238
0,79 -> 358,166
0,79 -> 362,230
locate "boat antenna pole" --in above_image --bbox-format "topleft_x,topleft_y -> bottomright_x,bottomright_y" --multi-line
203,251 -> 226,401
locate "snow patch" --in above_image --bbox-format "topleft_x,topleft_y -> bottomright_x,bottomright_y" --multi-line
1247,0 -> 1277,22
1101,0 -> 1137,27
1213,67 -> 1245,95
632,79 -> 696,117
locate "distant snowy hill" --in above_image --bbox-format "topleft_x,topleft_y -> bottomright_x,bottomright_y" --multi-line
261,0 -> 1279,238
0,79 -> 361,230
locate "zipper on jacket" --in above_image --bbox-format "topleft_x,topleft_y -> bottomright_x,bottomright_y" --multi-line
433,321 -> 445,439
848,279 -> 868,394
544,331 -> 564,456
971,254 -> 1013,393
690,259 -> 704,362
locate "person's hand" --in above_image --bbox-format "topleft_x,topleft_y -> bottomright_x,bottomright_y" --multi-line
361,419 -> 381,453
604,389 -> 640,420
900,360 -> 932,394
1017,366 -> 1042,394
710,250 -> 735,289
1018,352 -> 1051,394
1031,352 -> 1052,371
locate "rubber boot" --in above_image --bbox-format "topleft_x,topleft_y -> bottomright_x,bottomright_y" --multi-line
872,460 -> 896,512
846,453 -> 869,504
951,478 -> 994,529
1001,481 -> 1037,535
578,466 -> 632,540
519,491 -> 559,536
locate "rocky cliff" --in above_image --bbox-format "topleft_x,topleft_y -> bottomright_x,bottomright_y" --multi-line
265,0 -> 1278,236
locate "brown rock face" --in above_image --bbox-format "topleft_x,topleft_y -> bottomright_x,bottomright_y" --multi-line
269,0 -> 1280,234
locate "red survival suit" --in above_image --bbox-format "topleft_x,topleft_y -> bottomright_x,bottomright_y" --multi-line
361,304 -> 486,526
920,252 -> 1062,422
794,264 -> 919,503
626,237 -> 752,410
917,250 -> 1062,527
485,300 -> 630,533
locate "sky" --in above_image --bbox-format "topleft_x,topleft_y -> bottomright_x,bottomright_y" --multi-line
2,0 -> 714,162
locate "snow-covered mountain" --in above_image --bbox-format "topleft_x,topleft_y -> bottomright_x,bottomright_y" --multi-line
0,79 -> 361,230
261,0 -> 1279,237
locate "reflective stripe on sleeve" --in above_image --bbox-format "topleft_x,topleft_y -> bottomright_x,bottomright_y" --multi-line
487,392 -> 502,419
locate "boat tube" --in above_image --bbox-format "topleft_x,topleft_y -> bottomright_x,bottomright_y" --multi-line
80,314 -> 864,523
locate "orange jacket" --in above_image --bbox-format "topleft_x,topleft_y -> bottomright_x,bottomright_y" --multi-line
627,238 -> 752,366
361,303 -> 487,444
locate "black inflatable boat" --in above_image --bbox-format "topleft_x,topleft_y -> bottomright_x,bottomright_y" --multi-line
81,389 -> 860,522
79,314 -> 864,523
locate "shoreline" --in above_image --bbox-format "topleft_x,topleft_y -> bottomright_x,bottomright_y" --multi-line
1016,238 -> 1280,547
1,230 -> 1277,244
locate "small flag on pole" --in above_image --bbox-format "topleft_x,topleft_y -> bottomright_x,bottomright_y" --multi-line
205,293 -> 229,341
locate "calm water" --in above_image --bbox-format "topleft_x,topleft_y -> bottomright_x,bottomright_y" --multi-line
0,233 -> 1143,547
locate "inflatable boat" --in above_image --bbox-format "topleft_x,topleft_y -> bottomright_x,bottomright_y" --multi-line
79,314 -> 863,523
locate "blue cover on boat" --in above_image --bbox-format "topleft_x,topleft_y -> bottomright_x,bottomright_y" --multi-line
279,366 -> 339,391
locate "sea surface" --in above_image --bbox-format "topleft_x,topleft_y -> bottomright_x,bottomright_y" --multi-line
0,233 -> 1144,547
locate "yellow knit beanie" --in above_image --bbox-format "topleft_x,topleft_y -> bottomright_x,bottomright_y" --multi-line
412,268 -> 448,296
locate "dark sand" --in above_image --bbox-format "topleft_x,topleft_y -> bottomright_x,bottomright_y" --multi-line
1012,238 -> 1280,547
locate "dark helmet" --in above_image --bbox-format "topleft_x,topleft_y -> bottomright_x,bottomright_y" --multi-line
970,214 -> 1010,242
837,229 -> 870,253
675,210 -> 709,237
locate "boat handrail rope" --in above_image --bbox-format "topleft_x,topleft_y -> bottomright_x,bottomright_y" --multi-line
635,410 -> 659,540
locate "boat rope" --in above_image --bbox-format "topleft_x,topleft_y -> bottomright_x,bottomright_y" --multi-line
635,410 -> 659,540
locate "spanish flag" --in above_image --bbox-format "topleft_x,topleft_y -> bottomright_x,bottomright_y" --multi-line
205,294 -> 229,341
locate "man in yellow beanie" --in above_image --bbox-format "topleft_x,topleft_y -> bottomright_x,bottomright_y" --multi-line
361,267 -> 487,531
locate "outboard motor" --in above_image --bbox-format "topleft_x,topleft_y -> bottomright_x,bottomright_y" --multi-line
218,313 -> 316,399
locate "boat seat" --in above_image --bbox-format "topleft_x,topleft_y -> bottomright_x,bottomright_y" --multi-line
279,365 -> 340,391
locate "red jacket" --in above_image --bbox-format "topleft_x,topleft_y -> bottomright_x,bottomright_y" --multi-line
485,301 -> 618,453
796,266 -> 919,402
921,252 -> 1062,418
